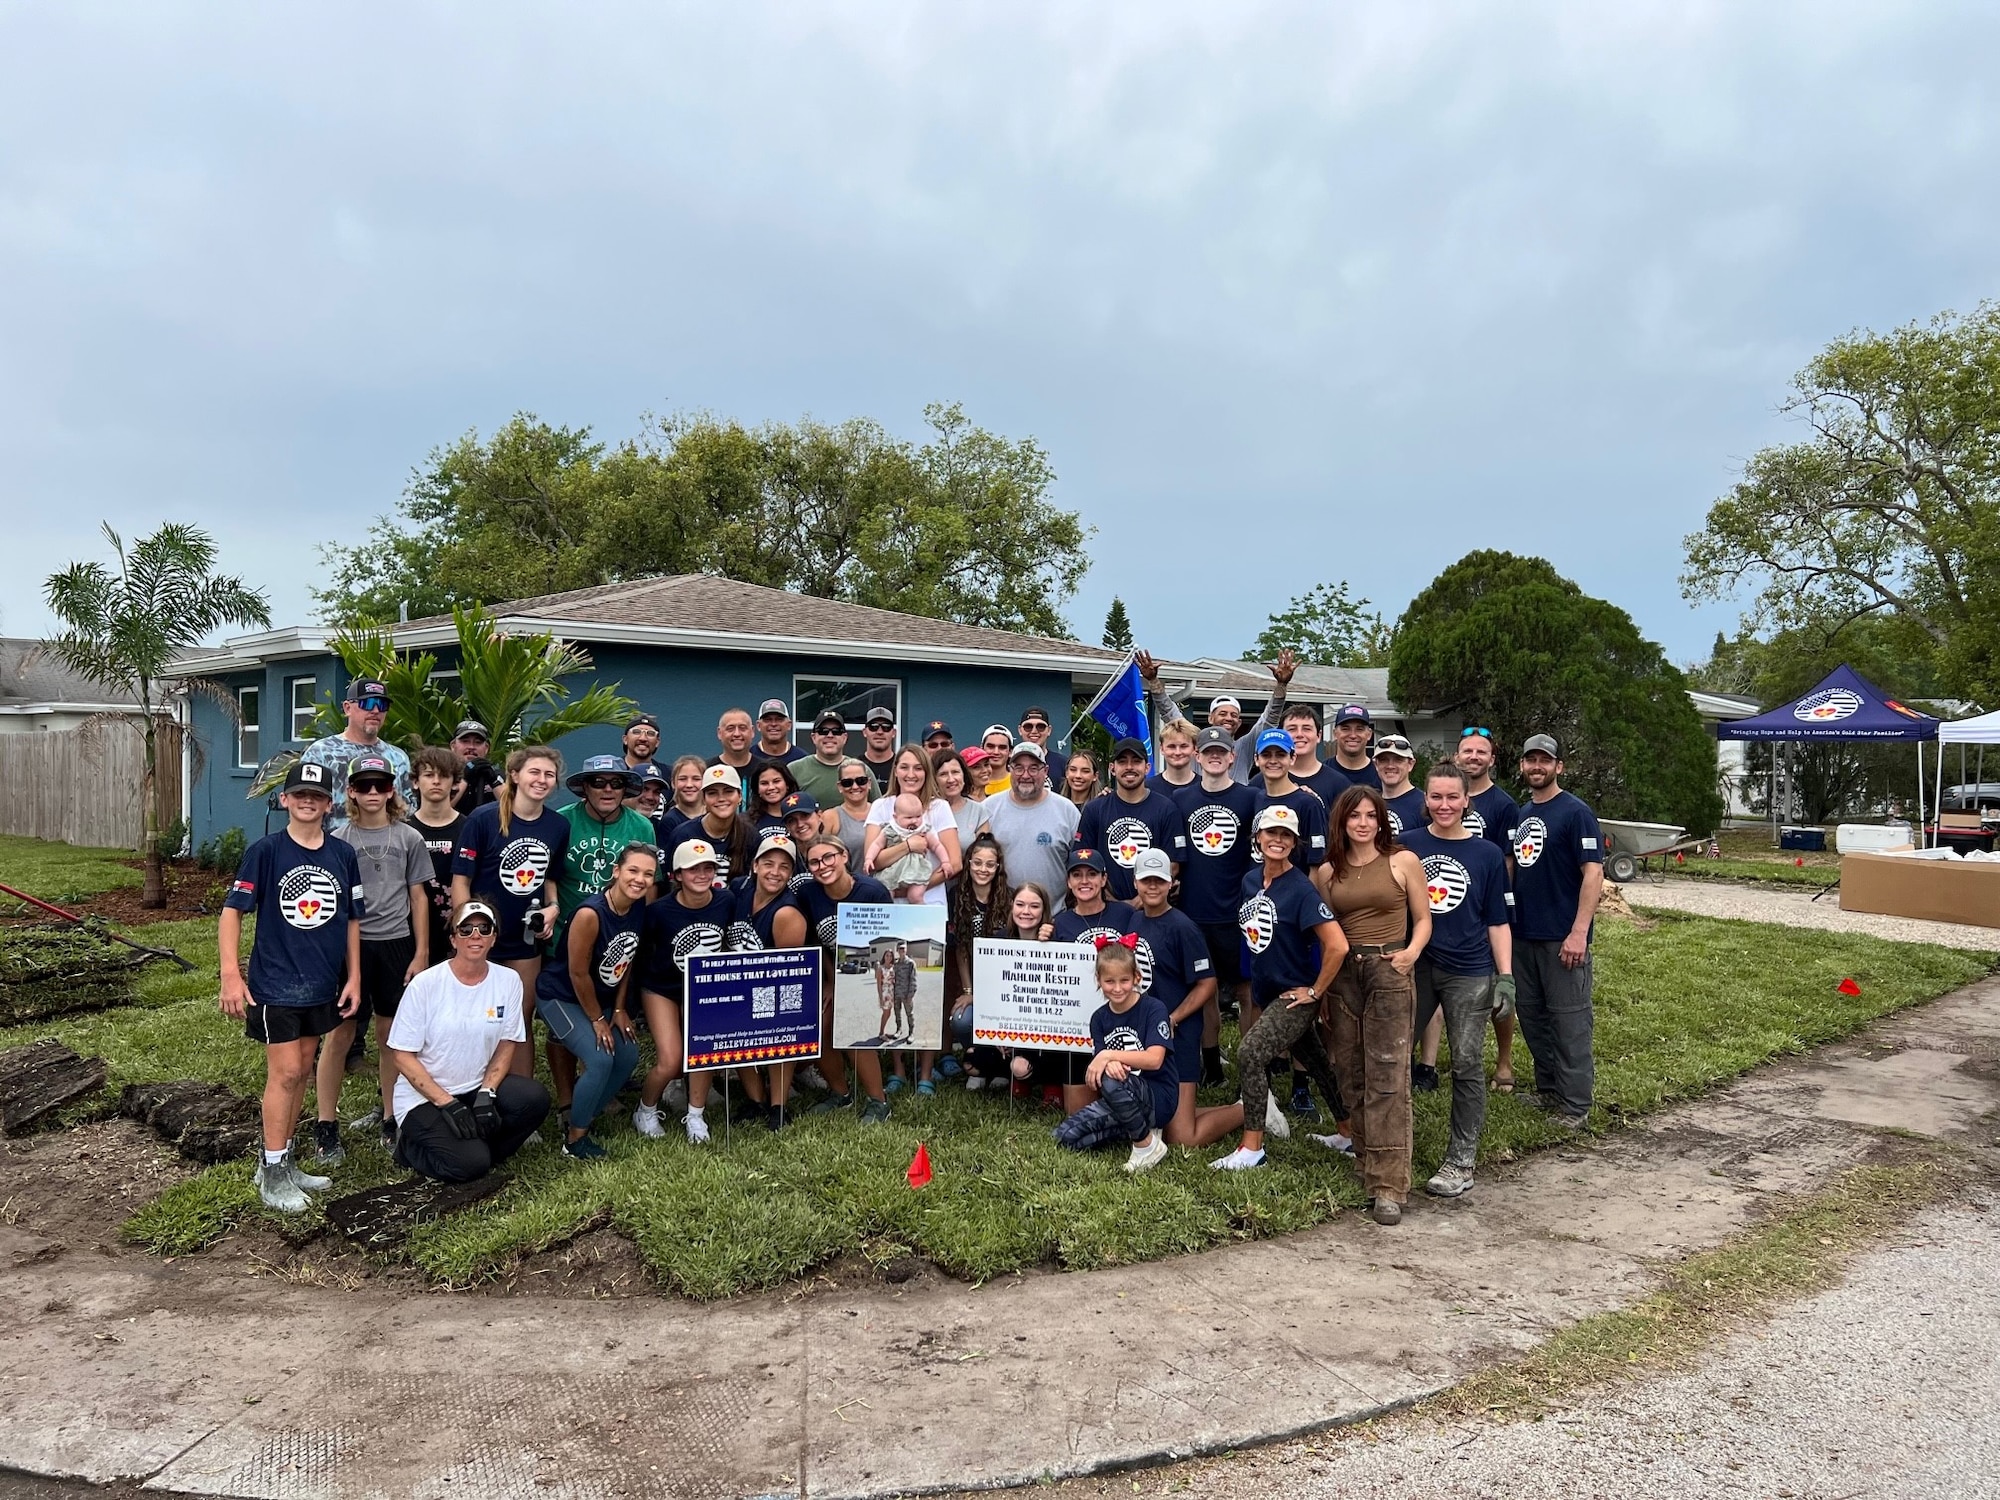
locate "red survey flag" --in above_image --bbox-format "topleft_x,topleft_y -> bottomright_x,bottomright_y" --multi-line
906,1142 -> 932,1189
1838,977 -> 1862,997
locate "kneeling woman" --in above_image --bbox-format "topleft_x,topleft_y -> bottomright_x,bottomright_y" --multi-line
387,901 -> 552,1183
536,841 -> 654,1160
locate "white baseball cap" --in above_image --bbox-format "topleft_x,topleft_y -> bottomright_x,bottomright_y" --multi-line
1252,804 -> 1301,836
754,834 -> 798,863
672,839 -> 721,872
1132,847 -> 1174,883
700,763 -> 743,791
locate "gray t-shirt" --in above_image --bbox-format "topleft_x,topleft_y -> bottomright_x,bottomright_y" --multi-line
981,790 -> 1081,905
335,820 -> 432,942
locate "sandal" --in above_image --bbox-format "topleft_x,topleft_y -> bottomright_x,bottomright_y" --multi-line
1490,1074 -> 1515,1094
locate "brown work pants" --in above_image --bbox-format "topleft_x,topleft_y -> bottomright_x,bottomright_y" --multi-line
1330,951 -> 1416,1203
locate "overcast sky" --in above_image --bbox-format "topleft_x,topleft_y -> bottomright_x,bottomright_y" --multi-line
3,2 -> 1994,667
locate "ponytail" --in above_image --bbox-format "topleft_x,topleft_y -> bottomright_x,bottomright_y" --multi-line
497,745 -> 562,835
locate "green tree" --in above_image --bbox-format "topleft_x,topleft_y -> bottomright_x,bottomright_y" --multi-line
1101,597 -> 1134,652
316,403 -> 1090,639
1245,581 -> 1392,666
1389,550 -> 1724,834
1682,303 -> 2000,706
42,523 -> 272,906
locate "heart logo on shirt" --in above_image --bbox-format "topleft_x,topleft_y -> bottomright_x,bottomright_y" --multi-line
297,899 -> 321,921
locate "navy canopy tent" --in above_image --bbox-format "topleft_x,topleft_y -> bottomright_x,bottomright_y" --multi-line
1715,665 -> 1940,840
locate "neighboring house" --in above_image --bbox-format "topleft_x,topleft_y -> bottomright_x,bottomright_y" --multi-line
0,638 -> 141,733
1687,689 -> 1763,817
166,575 -> 1133,845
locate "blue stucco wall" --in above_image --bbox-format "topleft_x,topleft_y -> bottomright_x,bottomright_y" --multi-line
186,644 -> 1076,844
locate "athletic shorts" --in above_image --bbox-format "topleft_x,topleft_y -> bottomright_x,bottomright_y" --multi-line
244,998 -> 343,1045
357,936 -> 418,1022
1172,1010 -> 1203,1082
1197,922 -> 1245,990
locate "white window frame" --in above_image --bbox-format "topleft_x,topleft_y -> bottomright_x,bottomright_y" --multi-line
288,676 -> 318,742
790,675 -> 902,752
236,685 -> 260,769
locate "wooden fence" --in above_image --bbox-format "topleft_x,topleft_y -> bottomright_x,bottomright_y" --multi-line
0,721 -> 183,852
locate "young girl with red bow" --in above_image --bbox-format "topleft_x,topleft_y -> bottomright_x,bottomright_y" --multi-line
1051,938 -> 1176,1173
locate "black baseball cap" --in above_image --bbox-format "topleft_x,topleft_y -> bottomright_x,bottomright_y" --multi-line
1109,737 -> 1148,761
813,710 -> 847,733
1333,704 -> 1372,726
1067,848 -> 1110,875
343,679 -> 389,703
284,760 -> 334,795
1195,727 -> 1234,753
452,719 -> 489,741
1019,706 -> 1052,726
625,713 -> 660,732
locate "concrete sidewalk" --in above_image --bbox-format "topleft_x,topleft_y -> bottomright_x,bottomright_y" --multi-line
5,974 -> 1998,1500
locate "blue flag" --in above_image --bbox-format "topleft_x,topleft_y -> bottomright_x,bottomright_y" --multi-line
1084,658 -> 1154,769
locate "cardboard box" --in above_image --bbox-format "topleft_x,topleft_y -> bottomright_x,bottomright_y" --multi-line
1839,851 -> 2000,929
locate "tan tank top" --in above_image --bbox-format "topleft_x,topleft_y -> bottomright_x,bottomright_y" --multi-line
1326,853 -> 1407,947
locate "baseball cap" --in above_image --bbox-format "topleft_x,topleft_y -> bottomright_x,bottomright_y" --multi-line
452,719 -> 489,741
1019,705 -> 1052,726
346,752 -> 397,787
452,900 -> 499,930
671,839 -> 721,872
1522,733 -> 1561,757
283,760 -> 333,795
568,754 -> 640,793
780,790 -> 820,818
960,746 -> 991,770
981,723 -> 1012,741
864,706 -> 895,727
753,834 -> 799,864
343,679 -> 389,703
813,710 -> 847,733
1208,695 -> 1241,714
1252,804 -> 1302,836
1371,734 -> 1415,760
700,764 -> 743,791
757,699 -> 790,719
636,762 -> 670,787
1132,847 -> 1174,883
1067,847 -> 1110,874
625,713 -> 660,732
1009,740 -> 1047,764
923,720 -> 953,740
1334,704 -> 1372,726
1109,737 -> 1148,761
1195,726 -> 1234,754
1255,727 -> 1296,755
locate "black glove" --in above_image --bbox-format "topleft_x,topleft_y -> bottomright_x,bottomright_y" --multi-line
469,1088 -> 502,1137
440,1098 -> 479,1140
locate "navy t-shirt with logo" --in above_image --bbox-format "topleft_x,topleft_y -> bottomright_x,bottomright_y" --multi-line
1399,828 -> 1510,976
796,875 -> 893,950
1170,779 -> 1259,923
1382,787 -> 1428,841
1293,761 -> 1350,812
537,891 -> 643,1011
1250,785 -> 1330,869
226,830 -> 366,1009
636,889 -> 735,1002
1317,759 -> 1381,796
1237,866 -> 1334,995
1073,790 -> 1190,901
1089,993 -> 1179,1127
453,803 -> 570,956
1509,790 -> 1604,943
1129,904 -> 1212,1014
1466,784 -> 1521,863
1050,900 -> 1139,949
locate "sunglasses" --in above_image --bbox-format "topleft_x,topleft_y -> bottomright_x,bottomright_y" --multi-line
814,726 -> 846,736
356,697 -> 389,713
349,779 -> 393,794
1019,720 -> 1049,731
455,921 -> 495,937
582,776 -> 628,790
839,776 -> 871,788
1461,726 -> 1494,739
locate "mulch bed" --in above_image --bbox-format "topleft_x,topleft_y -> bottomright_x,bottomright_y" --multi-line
73,860 -> 230,925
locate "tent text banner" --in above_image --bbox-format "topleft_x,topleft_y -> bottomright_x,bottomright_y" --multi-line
684,948 -> 823,1070
972,939 -> 1097,1054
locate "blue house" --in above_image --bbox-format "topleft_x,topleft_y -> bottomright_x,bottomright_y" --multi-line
168,575 -> 1132,844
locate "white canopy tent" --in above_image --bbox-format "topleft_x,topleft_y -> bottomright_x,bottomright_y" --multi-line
1933,710 -> 2000,843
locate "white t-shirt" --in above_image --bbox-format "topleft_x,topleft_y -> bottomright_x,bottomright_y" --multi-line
385,960 -> 526,1123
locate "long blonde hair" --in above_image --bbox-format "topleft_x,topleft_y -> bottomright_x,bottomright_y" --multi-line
497,745 -> 562,835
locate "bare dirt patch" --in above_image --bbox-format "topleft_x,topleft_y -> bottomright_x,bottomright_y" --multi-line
0,1117 -> 191,1251
72,860 -> 229,926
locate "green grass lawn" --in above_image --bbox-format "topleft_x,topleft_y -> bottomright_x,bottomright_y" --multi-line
0,832 -> 141,907
2,884 -> 1986,1298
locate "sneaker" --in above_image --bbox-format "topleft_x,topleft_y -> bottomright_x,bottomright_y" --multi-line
562,1134 -> 607,1161
255,1160 -> 310,1213
936,1055 -> 964,1078
885,1074 -> 907,1095
765,1105 -> 790,1133
796,1065 -> 828,1092
730,1096 -> 768,1126
523,1128 -> 546,1149
1287,1085 -> 1319,1121
1201,1056 -> 1228,1089
1411,1063 -> 1441,1093
664,1078 -> 689,1116
859,1097 -> 892,1126
964,1075 -> 987,1093
1425,1162 -> 1475,1198
1210,1146 -> 1267,1171
684,1109 -> 711,1145
1263,1091 -> 1291,1140
1308,1132 -> 1355,1157
1553,1111 -> 1591,1132
377,1115 -> 397,1151
632,1102 -> 666,1139
1124,1133 -> 1168,1173
343,1047 -> 369,1077
310,1120 -> 345,1168
1370,1196 -> 1403,1226
916,1079 -> 937,1098
808,1091 -> 854,1116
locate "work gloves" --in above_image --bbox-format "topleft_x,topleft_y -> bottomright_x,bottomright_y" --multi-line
1491,974 -> 1517,1022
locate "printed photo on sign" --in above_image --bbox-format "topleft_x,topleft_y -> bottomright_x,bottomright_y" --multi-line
831,903 -> 947,1050
685,949 -> 824,1071
971,939 -> 1097,1054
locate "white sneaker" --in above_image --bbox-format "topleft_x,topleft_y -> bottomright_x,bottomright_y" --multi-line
255,1161 -> 309,1213
684,1108 -> 710,1145
1308,1132 -> 1354,1156
632,1102 -> 666,1139
1124,1133 -> 1168,1173
664,1078 -> 688,1117
1263,1091 -> 1291,1140
1210,1146 -> 1267,1171
797,1065 -> 828,1091
964,1075 -> 987,1093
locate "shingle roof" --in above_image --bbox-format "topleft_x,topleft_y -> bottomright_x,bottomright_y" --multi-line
0,638 -> 140,708
407,575 -> 1125,663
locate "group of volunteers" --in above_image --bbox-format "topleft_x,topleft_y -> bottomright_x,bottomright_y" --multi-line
218,665 -> 1604,1230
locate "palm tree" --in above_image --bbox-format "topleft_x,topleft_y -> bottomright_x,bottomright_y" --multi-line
42,523 -> 272,907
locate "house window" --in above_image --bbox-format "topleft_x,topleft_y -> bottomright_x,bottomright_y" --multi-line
236,686 -> 260,769
429,668 -> 461,696
791,676 -> 901,752
288,676 -> 318,741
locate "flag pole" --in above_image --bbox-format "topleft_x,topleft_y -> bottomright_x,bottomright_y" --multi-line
1075,650 -> 1139,726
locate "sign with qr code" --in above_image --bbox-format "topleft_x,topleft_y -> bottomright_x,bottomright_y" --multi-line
684,948 -> 823,1070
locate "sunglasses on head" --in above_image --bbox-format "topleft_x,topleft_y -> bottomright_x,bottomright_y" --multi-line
1461,726 -> 1494,739
455,920 -> 495,936
839,775 -> 871,788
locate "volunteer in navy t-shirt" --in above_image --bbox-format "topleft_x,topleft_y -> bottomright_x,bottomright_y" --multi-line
226,830 -> 366,1009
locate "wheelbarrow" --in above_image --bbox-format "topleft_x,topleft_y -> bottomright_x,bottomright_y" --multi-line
1598,819 -> 1695,883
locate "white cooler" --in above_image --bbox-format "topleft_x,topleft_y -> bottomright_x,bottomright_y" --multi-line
1836,823 -> 1913,854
